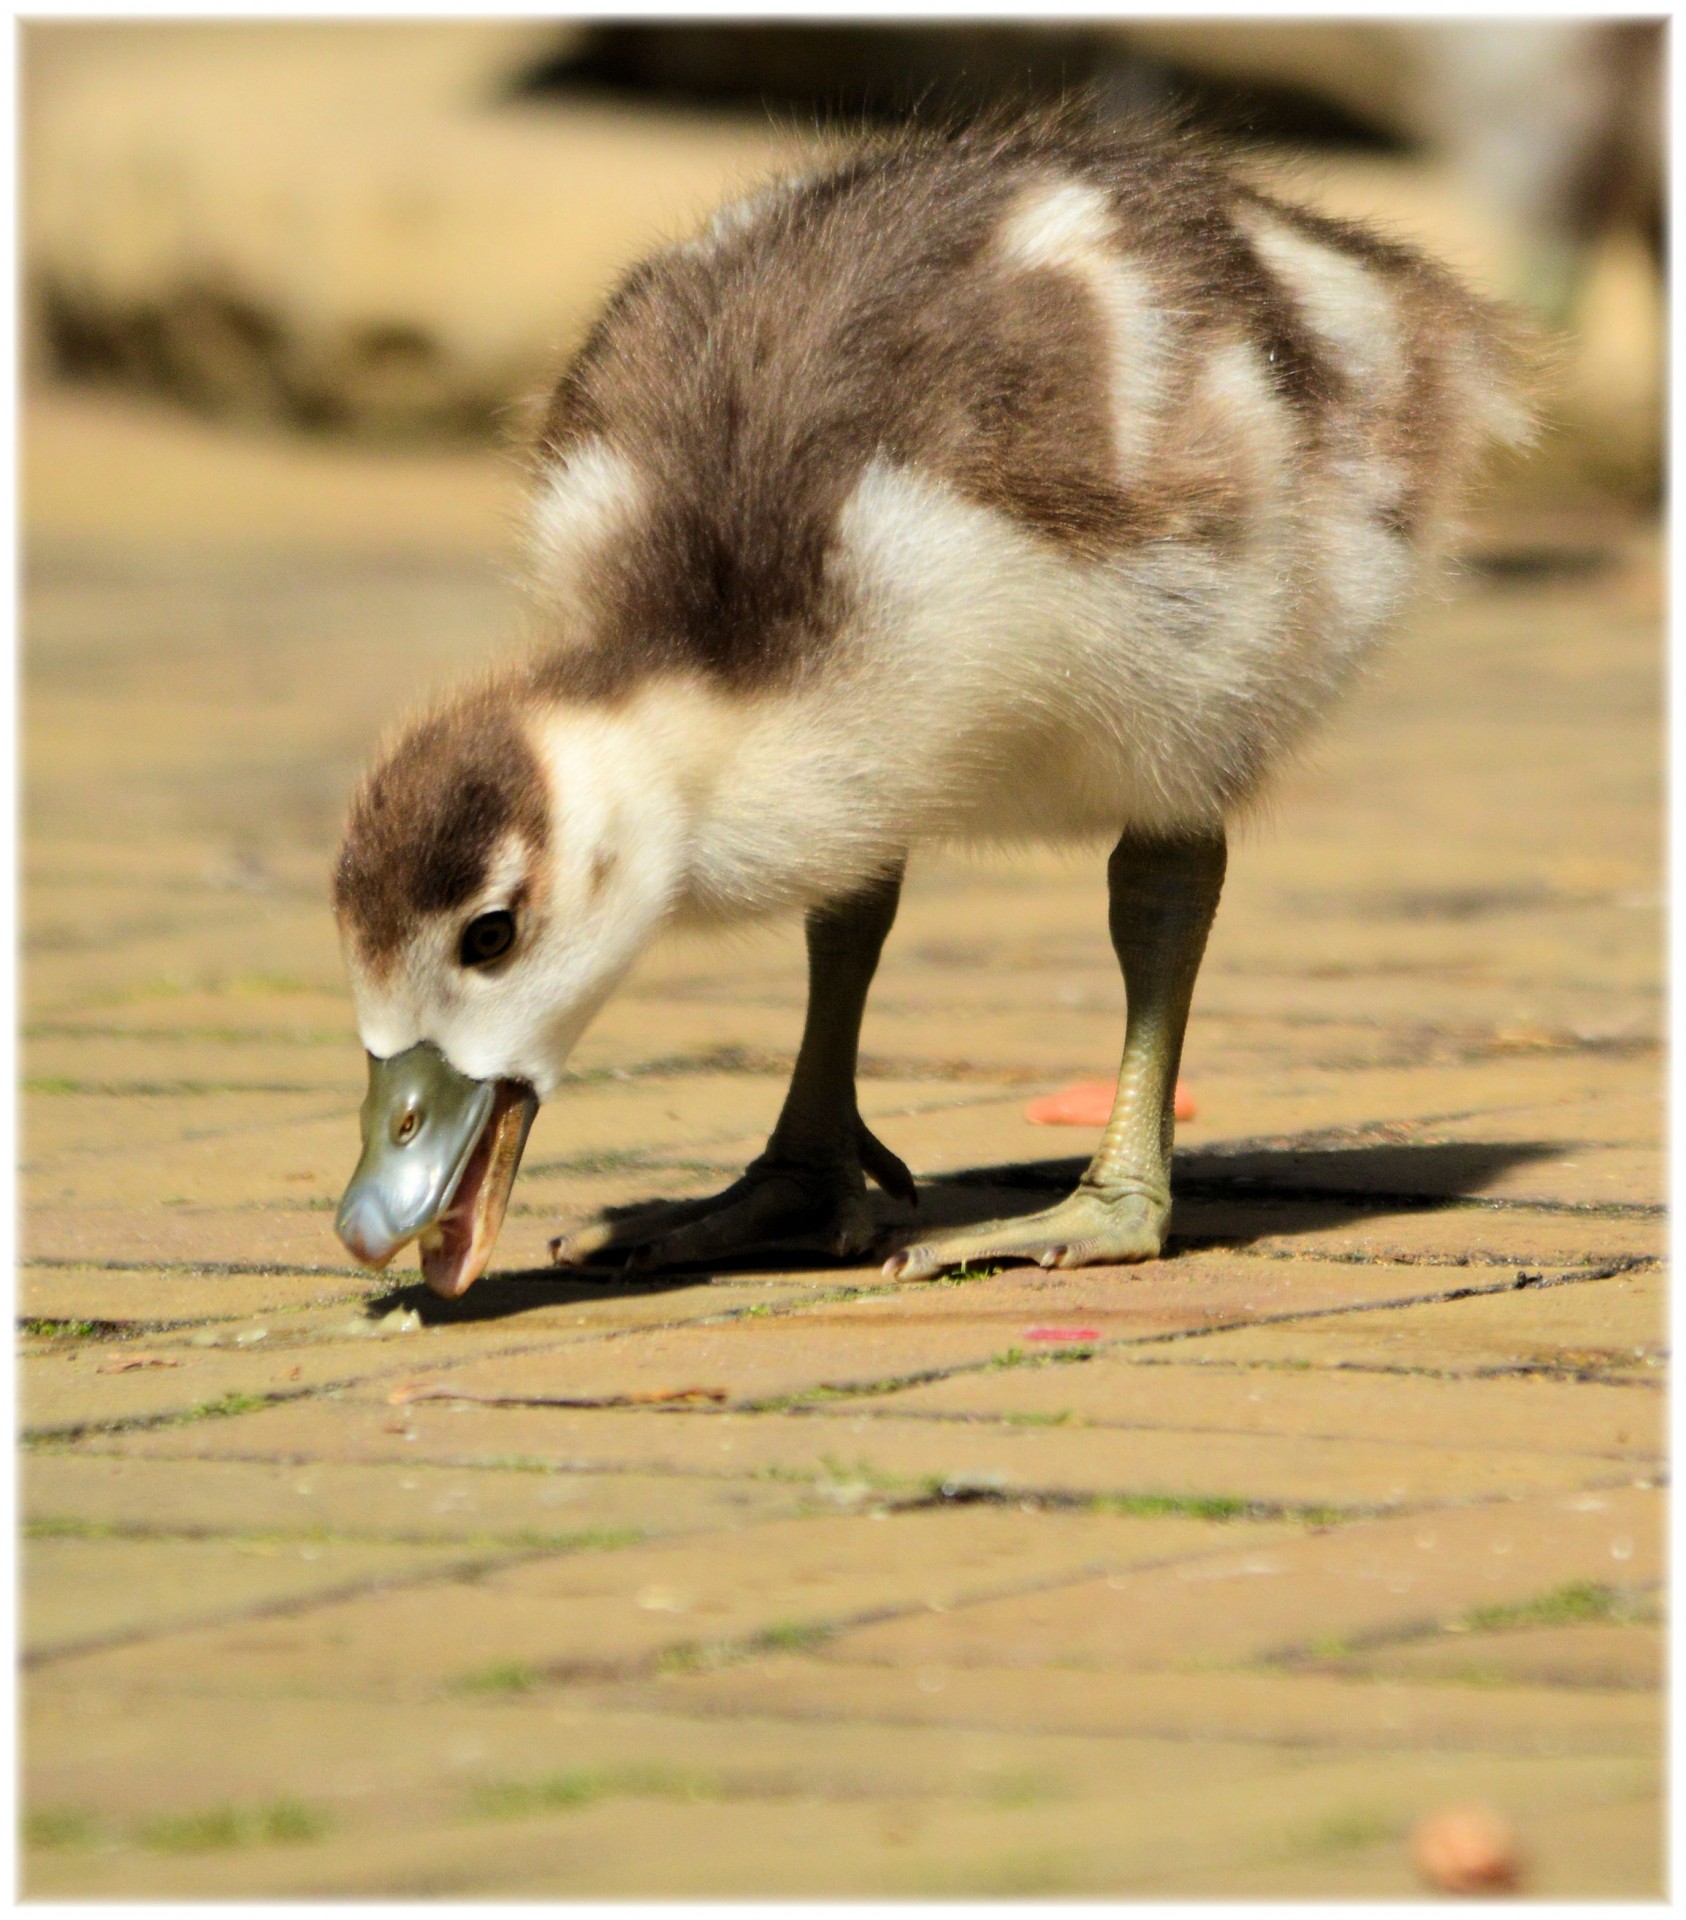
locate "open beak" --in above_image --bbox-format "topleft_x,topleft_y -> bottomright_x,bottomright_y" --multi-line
334,1041 -> 538,1299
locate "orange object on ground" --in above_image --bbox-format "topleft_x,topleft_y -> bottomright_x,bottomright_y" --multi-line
1411,1804 -> 1523,1894
1025,1079 -> 1196,1126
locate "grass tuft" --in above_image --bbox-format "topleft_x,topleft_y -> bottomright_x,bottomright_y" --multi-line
1301,1805 -> 1399,1857
136,1798 -> 329,1853
1090,1492 -> 1252,1523
937,1262 -> 1006,1284
754,1619 -> 832,1655
179,1391 -> 270,1423
655,1641 -> 711,1675
24,1808 -> 102,1851
457,1660 -> 543,1695
1304,1631 -> 1355,1663
470,1762 -> 715,1819
1460,1579 -> 1630,1634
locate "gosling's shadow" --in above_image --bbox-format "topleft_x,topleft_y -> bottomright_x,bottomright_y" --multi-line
364,1137 -> 1566,1324
935,1137 -> 1569,1249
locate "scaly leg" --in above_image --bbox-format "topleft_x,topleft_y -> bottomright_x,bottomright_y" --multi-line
552,864 -> 914,1271
885,827 -> 1226,1278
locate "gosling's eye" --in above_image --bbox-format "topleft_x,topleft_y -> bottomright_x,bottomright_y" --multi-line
459,909 -> 517,969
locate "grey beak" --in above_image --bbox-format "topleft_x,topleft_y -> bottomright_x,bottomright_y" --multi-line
335,1042 -> 497,1268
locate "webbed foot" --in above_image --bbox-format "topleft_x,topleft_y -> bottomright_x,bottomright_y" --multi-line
882,1183 -> 1168,1280
550,1119 -> 915,1273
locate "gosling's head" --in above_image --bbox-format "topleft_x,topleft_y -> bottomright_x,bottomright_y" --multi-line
328,685 -> 678,1297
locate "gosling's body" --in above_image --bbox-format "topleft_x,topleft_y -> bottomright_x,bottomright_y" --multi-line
333,113 -> 1530,1293
522,117 -> 1522,912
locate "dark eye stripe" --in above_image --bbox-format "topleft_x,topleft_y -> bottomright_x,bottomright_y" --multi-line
459,910 -> 516,969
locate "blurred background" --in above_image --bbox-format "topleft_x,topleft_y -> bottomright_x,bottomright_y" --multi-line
23,17 -> 1664,489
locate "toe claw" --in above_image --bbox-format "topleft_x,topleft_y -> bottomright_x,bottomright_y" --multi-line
857,1120 -> 918,1209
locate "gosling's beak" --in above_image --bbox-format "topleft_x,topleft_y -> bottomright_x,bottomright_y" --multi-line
334,1041 -> 538,1299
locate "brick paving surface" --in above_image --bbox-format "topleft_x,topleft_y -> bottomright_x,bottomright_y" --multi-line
20,391 -> 1664,1896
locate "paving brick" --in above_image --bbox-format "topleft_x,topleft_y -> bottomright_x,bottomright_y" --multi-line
1157,1263 -> 1665,1381
22,911 -> 347,1022
24,985 -> 354,1041
821,1485 -> 1662,1673
23,1681 -> 1290,1841
19,1262 -> 369,1327
21,1089 -> 348,1176
620,1654 -> 1660,1756
365,1315 -> 1025,1410
21,1275 -> 836,1435
22,1334 -> 443,1436
24,1031 -> 361,1095
885,1350 -> 1663,1468
24,1534 -> 479,1659
35,1506 -> 1265,1701
1356,1620 -> 1663,1691
22,1454 -> 809,1549
106,1391 -> 1643,1509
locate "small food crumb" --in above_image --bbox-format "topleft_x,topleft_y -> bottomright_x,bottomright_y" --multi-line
1025,1079 -> 1196,1126
1412,1803 -> 1522,1894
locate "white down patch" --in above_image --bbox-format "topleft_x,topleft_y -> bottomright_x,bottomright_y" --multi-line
1237,207 -> 1406,402
527,439 -> 645,617
995,178 -> 1171,480
806,457 -> 1331,843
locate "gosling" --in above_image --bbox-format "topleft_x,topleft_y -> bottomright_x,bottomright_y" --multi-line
332,109 -> 1531,1300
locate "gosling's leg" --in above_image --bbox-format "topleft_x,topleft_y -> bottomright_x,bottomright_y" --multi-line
552,864 -> 913,1270
886,827 -> 1226,1279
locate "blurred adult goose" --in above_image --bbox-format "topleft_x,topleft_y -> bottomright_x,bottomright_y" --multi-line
332,109 -> 1531,1299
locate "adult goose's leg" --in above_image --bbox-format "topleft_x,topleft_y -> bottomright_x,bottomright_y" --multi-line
552,863 -> 914,1270
886,828 -> 1226,1278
